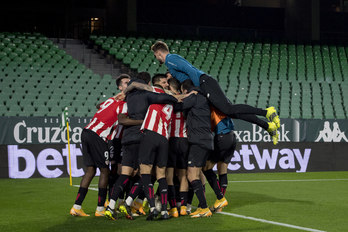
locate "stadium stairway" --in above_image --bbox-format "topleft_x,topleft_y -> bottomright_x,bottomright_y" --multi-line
51,38 -> 121,79
0,32 -> 123,117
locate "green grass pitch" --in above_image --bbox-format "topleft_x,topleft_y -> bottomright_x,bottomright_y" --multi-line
1,172 -> 347,232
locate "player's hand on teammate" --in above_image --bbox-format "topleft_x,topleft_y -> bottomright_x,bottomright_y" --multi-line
114,92 -> 126,101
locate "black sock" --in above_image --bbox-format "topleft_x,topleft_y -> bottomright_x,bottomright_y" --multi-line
108,166 -> 119,201
168,185 -> 176,209
151,175 -> 157,185
98,188 -> 107,207
219,173 -> 228,196
124,179 -> 132,199
75,187 -> 88,205
142,174 -> 155,208
158,177 -> 168,211
180,191 -> 188,206
138,190 -> 145,201
129,177 -> 143,200
173,175 -> 181,204
187,182 -> 194,205
110,174 -> 130,202
204,169 -> 224,200
155,184 -> 160,197
191,179 -> 207,209
151,175 -> 159,197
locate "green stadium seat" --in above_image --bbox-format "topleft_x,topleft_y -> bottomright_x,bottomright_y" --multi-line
57,50 -> 66,57
21,105 -> 35,116
70,59 -> 79,67
33,105 -> 49,116
52,54 -> 62,61
63,54 -> 73,62
103,74 -> 112,80
59,99 -> 72,108
115,52 -> 125,60
84,69 -> 93,78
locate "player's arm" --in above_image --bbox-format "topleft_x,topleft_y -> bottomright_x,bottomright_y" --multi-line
179,94 -> 196,110
147,91 -> 178,105
114,82 -> 154,100
174,90 -> 198,102
173,95 -> 196,114
118,113 -> 143,126
96,101 -> 105,109
124,82 -> 153,94
169,56 -> 200,83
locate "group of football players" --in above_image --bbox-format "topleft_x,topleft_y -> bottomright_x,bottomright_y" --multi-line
69,40 -> 280,221
70,70 -> 236,221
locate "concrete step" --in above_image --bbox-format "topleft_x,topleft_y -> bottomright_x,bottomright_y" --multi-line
52,38 -> 123,79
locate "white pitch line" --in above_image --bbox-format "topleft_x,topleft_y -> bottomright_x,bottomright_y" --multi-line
73,184 -> 98,191
228,178 -> 348,183
73,185 -> 326,232
217,211 -> 326,232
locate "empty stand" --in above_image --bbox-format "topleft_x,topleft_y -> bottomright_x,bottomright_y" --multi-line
0,32 -> 120,117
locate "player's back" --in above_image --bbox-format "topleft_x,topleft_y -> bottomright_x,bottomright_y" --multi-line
85,98 -> 124,141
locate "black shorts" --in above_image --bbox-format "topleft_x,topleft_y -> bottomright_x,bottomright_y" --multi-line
208,131 -> 237,164
109,138 -> 122,164
139,130 -> 169,168
121,143 -> 140,169
187,144 -> 211,168
168,137 -> 189,169
81,129 -> 109,169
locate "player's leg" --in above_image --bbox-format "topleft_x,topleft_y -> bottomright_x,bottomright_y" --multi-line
118,173 -> 142,219
138,130 -> 159,220
70,129 -> 97,216
108,138 -> 122,203
124,173 -> 145,215
186,145 -> 212,218
71,166 -> 96,216
203,161 -> 224,200
95,167 -> 110,216
217,162 -> 228,196
171,137 -> 190,215
155,135 -> 171,220
199,75 -> 266,116
199,75 -> 280,142
166,139 -> 179,217
156,166 -> 169,219
166,167 -> 179,217
217,131 -> 237,205
106,143 -> 137,220
126,175 -> 143,206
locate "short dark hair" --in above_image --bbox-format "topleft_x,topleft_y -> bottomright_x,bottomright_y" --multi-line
136,72 -> 151,84
168,78 -> 181,92
181,79 -> 194,92
116,74 -> 130,87
151,41 -> 169,53
152,73 -> 167,85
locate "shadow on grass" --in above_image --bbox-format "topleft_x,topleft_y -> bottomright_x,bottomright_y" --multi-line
33,213 -> 276,232
229,191 -> 313,209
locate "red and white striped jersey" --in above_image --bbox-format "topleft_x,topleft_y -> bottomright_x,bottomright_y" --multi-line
108,103 -> 128,140
169,111 -> 187,138
85,98 -> 127,141
140,86 -> 173,139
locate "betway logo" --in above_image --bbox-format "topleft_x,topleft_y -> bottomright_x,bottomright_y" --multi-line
7,144 -> 91,178
235,124 -> 290,142
213,144 -> 311,173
